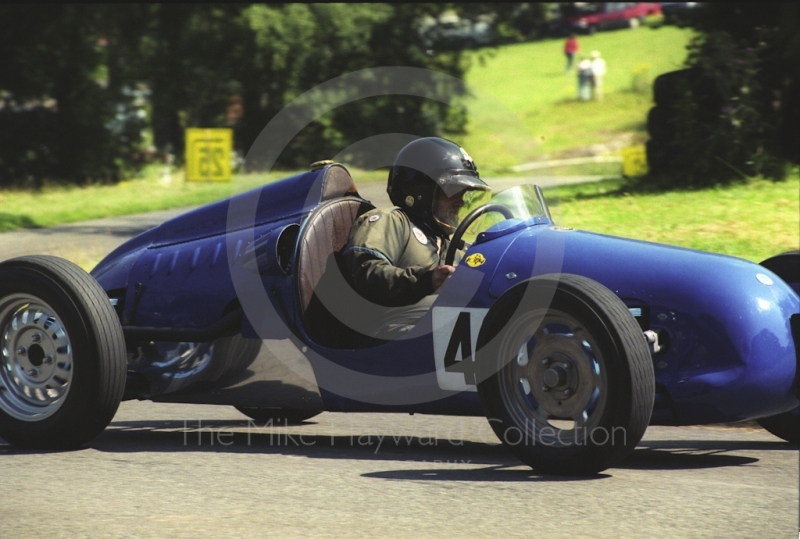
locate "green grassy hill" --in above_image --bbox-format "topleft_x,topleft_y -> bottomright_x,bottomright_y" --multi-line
449,25 -> 695,173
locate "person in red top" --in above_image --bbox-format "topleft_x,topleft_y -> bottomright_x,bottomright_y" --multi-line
564,33 -> 579,73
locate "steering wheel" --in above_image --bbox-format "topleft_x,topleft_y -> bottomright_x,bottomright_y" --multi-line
445,203 -> 515,266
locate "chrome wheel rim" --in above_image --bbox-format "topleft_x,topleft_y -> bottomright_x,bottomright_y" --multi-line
0,294 -> 74,421
498,309 -> 608,446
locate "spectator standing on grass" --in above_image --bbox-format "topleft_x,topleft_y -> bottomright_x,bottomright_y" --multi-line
564,33 -> 579,73
590,50 -> 607,102
577,56 -> 593,101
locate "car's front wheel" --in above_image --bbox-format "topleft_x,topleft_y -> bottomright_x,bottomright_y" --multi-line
477,274 -> 655,475
0,256 -> 126,448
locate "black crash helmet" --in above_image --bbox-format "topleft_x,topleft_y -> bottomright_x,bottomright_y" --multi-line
387,137 -> 488,234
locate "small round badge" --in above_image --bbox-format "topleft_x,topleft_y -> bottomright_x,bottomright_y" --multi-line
368,214 -> 381,222
405,196 -> 415,208
412,227 -> 428,245
465,253 -> 486,267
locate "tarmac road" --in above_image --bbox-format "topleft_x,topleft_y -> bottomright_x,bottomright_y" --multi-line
0,403 -> 797,538
0,175 -> 798,538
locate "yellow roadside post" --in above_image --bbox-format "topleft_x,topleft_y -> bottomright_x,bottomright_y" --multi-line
185,128 -> 233,182
621,144 -> 648,177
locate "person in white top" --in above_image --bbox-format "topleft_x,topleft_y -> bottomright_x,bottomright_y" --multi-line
590,50 -> 607,102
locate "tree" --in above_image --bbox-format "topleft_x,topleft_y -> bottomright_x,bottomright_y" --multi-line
454,3 -> 553,42
0,5 -> 145,186
645,3 -> 800,187
241,3 -> 468,169
686,2 -> 800,166
0,4 -> 473,185
127,4 -> 469,168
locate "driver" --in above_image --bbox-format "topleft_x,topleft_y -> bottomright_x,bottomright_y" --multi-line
341,137 -> 489,341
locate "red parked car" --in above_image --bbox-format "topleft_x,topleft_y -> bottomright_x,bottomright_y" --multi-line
559,3 -> 662,34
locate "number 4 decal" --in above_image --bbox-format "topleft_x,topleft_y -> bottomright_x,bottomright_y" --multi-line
432,307 -> 489,392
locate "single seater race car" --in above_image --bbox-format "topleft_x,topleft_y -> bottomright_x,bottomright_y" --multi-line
0,163 -> 797,475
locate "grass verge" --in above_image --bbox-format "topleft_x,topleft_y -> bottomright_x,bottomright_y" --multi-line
1,167 -> 796,265
543,172 -> 800,263
0,166 -> 390,233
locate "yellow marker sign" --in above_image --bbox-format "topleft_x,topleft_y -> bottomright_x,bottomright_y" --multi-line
621,144 -> 648,177
465,253 -> 486,268
185,128 -> 232,182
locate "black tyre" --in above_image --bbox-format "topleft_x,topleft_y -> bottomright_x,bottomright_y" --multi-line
477,274 -> 654,475
652,68 -> 698,107
645,138 -> 674,173
757,413 -> 799,445
646,106 -> 675,143
756,251 -> 800,445
235,406 -> 320,425
760,250 -> 800,287
214,334 -> 263,381
0,256 -> 126,448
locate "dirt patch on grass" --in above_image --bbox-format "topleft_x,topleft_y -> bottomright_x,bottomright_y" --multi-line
554,131 -> 645,159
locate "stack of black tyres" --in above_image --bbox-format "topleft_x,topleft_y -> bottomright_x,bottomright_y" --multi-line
646,67 -> 711,176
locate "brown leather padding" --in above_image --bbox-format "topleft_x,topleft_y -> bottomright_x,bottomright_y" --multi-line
321,164 -> 360,200
296,197 -> 374,315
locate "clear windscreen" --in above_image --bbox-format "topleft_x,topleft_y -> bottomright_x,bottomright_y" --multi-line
458,184 -> 549,246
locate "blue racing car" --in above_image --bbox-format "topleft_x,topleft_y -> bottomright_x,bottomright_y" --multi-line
0,163 -> 797,474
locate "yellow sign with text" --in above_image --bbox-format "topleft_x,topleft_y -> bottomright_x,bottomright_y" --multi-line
185,128 -> 232,182
621,144 -> 648,177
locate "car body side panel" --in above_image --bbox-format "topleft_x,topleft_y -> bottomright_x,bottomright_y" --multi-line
301,322 -> 485,416
152,169 -> 326,248
150,336 -> 326,411
483,226 -> 800,424
89,172 -> 798,426
91,168 -> 328,296
89,170 -> 332,401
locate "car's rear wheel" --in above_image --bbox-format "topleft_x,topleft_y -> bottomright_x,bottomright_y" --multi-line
235,407 -> 320,425
0,256 -> 126,448
477,274 -> 654,475
756,251 -> 800,445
